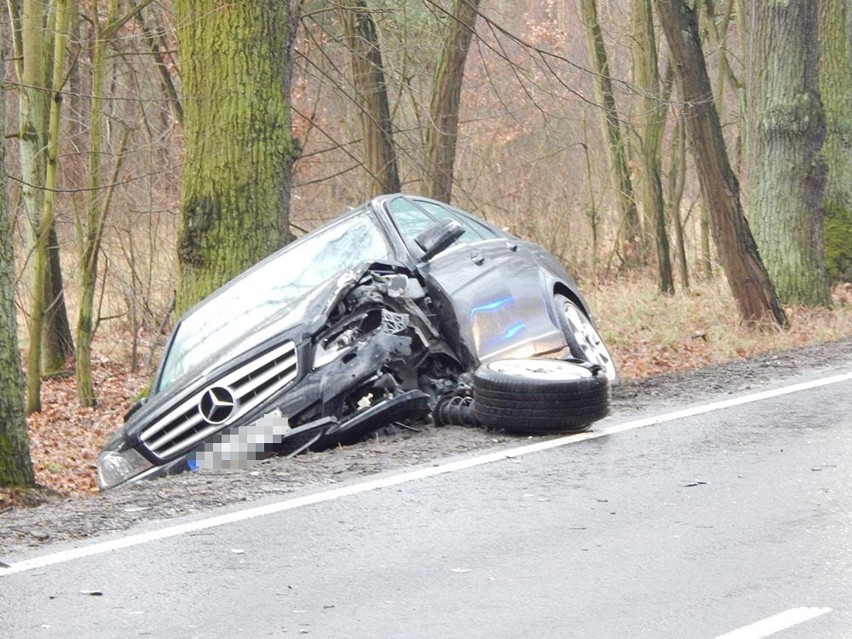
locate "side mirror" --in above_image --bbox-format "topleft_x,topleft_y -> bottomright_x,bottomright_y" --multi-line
415,219 -> 465,262
124,398 -> 147,423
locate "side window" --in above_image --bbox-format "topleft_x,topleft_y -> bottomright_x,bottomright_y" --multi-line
418,202 -> 500,244
387,196 -> 502,253
387,198 -> 439,243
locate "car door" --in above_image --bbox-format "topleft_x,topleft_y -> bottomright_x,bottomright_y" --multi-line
384,196 -> 564,365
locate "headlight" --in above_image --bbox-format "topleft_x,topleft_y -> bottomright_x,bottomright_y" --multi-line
97,447 -> 153,490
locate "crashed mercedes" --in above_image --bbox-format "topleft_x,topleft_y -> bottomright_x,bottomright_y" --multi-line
97,194 -> 617,490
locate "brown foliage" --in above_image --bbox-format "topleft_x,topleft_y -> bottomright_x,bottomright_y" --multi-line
9,360 -> 149,506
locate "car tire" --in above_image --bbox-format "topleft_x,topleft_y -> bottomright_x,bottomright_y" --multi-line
554,293 -> 618,384
472,359 -> 610,434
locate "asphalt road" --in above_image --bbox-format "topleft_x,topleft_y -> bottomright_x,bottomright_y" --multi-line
2,371 -> 851,638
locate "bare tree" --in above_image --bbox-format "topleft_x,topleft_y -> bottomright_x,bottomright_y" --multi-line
0,31 -> 35,488
579,0 -> 643,267
654,0 -> 786,327
425,0 -> 481,203
335,0 -> 401,197
666,111 -> 690,290
75,2 -> 153,407
630,0 -> 674,293
8,0 -> 75,412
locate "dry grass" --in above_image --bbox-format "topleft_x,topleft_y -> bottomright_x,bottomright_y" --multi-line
586,275 -> 852,379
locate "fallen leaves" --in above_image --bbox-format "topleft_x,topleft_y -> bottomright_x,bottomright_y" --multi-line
25,360 -> 149,499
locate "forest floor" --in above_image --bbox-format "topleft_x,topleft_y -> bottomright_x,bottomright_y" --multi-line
2,276 -> 852,556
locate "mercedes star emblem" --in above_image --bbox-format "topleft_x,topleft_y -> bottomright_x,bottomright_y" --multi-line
198,386 -> 236,424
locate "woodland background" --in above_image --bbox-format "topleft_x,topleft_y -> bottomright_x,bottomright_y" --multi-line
2,0 -> 851,496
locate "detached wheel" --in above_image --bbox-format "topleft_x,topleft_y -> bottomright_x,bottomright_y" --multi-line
472,359 -> 610,434
555,294 -> 618,384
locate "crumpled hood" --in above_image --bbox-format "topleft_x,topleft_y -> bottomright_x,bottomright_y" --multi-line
125,265 -> 371,433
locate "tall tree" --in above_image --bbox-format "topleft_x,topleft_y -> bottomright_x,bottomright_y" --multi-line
425,0 -> 481,203
654,0 -> 787,327
75,1 -> 146,407
630,0 -> 674,294
746,0 -> 830,306
0,30 -> 36,489
9,0 -> 75,412
820,0 -> 852,283
667,110 -> 690,290
579,0 -> 643,266
336,0 -> 401,197
174,0 -> 301,314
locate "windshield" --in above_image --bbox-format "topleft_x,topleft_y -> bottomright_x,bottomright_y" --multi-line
157,212 -> 391,390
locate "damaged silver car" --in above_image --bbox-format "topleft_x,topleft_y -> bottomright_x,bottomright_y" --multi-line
97,194 -> 616,490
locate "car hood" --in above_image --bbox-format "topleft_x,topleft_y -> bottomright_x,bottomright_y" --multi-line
193,269 -> 360,380
129,265 -> 373,430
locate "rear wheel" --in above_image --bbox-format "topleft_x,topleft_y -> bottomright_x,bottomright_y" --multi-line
472,359 -> 610,434
555,294 -> 618,384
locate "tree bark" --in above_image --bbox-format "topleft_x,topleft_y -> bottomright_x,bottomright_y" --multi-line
12,0 -> 75,413
667,110 -> 690,290
0,26 -> 36,488
42,227 -> 74,375
580,0 -> 643,267
76,1 -> 141,408
699,0 -> 746,170
174,0 -> 300,315
630,0 -> 674,294
654,0 -> 787,327
336,0 -> 400,198
425,0 -> 481,203
746,0 -> 830,306
820,0 -> 852,282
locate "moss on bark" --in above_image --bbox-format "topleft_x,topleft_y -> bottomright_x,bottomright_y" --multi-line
174,0 -> 299,315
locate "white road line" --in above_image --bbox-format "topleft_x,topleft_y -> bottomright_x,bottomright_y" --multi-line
2,370 -> 851,577
714,607 -> 832,639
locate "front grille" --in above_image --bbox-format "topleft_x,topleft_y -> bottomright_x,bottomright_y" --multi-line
140,341 -> 299,460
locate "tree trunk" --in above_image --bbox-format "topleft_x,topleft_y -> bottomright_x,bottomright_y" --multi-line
75,1 -> 128,408
42,227 -> 75,375
700,0 -> 746,170
667,111 -> 690,291
746,0 -> 830,306
579,0 -> 643,267
17,0 -> 50,413
425,0 -> 481,203
13,0 -> 74,413
654,0 -> 787,327
75,1 -> 158,406
134,7 -> 184,126
630,0 -> 674,294
820,0 -> 852,283
336,0 -> 401,198
174,0 -> 300,315
0,30 -> 36,488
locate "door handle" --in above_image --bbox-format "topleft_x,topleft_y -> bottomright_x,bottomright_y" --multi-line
471,251 -> 485,265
